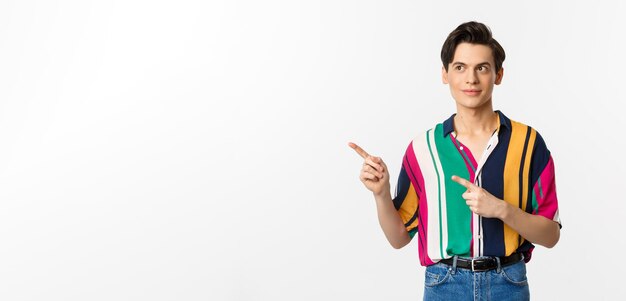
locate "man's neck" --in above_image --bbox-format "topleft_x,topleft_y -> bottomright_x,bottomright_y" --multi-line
453,105 -> 499,136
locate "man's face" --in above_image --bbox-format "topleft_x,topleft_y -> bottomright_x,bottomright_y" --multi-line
442,42 -> 503,110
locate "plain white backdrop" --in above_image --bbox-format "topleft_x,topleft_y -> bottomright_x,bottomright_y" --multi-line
0,0 -> 624,300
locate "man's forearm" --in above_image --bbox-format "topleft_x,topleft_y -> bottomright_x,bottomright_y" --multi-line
373,190 -> 411,249
499,203 -> 560,248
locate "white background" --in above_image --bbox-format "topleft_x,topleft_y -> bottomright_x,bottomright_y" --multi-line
0,0 -> 624,300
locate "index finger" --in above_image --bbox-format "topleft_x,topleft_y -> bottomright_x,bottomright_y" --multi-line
451,175 -> 475,189
348,142 -> 370,159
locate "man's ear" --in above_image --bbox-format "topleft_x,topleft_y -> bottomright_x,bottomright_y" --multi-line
495,68 -> 504,85
442,66 -> 449,84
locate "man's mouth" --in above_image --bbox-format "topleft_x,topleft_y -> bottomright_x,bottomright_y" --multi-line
462,89 -> 481,96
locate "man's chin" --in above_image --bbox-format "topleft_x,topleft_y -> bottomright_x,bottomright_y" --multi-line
455,99 -> 492,110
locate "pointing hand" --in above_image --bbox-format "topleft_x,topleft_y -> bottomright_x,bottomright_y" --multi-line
451,175 -> 506,218
349,142 -> 390,196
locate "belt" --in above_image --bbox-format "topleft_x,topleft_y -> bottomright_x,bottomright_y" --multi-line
439,253 -> 523,272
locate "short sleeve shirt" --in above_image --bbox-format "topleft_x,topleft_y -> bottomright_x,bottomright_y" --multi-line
393,111 -> 561,266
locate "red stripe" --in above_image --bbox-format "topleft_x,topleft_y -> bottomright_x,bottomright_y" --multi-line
536,156 -> 558,219
404,141 -> 434,265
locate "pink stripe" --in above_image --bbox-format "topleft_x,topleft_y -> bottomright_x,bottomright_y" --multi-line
536,156 -> 558,219
404,141 -> 434,266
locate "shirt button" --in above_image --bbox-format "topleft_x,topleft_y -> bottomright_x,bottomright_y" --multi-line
460,146 -> 464,151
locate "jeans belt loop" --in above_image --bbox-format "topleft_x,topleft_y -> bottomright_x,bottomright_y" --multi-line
495,256 -> 502,273
471,257 -> 476,272
451,256 -> 458,274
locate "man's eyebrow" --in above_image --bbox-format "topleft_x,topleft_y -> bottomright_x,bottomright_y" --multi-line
451,61 -> 492,66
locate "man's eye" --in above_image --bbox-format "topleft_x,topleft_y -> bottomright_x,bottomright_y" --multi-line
455,66 -> 464,71
478,66 -> 488,72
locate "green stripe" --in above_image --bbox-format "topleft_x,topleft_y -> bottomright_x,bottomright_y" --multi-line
451,134 -> 476,173
531,187 -> 539,213
426,129 -> 444,259
532,177 -> 542,213
434,124 -> 472,257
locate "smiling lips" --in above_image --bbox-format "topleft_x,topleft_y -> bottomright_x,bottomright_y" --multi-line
462,89 -> 481,96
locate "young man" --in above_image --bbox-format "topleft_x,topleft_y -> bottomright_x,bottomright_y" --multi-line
349,21 -> 561,300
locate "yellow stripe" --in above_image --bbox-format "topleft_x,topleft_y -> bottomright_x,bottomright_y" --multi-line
518,128 -> 537,245
503,121 -> 527,255
398,183 -> 419,230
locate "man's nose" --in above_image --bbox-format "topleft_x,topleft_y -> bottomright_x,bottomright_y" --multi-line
465,72 -> 478,84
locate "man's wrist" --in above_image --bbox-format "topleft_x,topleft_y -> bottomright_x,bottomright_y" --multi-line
497,200 -> 513,221
373,189 -> 391,201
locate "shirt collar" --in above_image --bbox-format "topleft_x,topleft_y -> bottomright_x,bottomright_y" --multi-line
442,110 -> 511,137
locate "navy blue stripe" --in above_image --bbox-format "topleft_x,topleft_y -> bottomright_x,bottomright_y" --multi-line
516,240 -> 534,254
480,125 -> 511,256
529,131 -> 551,195
392,164 -> 410,211
518,126 -> 531,210
517,126 -> 531,246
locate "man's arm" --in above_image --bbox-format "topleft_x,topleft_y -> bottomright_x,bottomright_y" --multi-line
499,204 -> 560,248
349,142 -> 411,249
451,175 -> 560,249
373,190 -> 411,249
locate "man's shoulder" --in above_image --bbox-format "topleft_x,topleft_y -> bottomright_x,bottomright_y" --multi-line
506,116 -> 546,139
400,113 -> 459,152
503,115 -> 551,156
401,122 -> 447,156
508,117 -> 534,132
405,126 -> 439,143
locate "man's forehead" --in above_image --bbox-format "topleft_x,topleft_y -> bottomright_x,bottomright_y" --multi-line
452,43 -> 495,65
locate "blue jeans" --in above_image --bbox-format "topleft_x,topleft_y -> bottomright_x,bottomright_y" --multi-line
423,257 -> 530,301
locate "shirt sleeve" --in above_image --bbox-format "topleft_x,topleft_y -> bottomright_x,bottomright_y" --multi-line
392,153 -> 420,238
529,133 -> 561,228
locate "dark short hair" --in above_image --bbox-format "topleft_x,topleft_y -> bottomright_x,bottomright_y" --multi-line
441,21 -> 505,72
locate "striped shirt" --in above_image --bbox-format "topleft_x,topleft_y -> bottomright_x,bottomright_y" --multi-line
393,110 -> 560,266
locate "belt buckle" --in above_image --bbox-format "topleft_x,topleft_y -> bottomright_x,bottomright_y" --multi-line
471,258 -> 477,272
